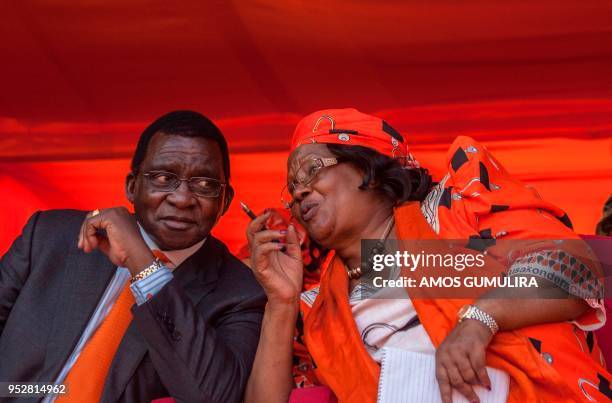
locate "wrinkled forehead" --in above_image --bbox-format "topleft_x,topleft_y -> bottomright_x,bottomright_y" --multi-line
143,133 -> 225,179
286,143 -> 333,176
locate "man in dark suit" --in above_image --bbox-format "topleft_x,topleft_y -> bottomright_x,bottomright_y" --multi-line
0,110 -> 266,402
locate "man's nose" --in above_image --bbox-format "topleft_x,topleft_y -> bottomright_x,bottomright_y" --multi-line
166,180 -> 196,207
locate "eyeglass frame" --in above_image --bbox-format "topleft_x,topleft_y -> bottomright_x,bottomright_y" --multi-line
281,156 -> 342,209
136,170 -> 227,198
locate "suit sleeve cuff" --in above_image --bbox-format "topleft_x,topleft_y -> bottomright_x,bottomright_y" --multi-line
130,266 -> 173,305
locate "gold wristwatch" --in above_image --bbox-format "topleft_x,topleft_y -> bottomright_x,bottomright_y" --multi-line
457,304 -> 499,335
131,259 -> 164,283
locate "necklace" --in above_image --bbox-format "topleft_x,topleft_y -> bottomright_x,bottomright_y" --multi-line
346,215 -> 395,280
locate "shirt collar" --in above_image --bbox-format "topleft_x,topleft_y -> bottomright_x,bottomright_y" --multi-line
137,223 -> 206,270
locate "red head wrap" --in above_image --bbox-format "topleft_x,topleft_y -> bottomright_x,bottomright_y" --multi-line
290,108 -> 419,168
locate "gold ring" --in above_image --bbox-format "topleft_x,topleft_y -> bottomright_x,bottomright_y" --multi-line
91,209 -> 100,217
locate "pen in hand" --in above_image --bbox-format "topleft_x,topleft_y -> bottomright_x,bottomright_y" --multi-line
241,201 -> 285,250
240,201 -> 258,220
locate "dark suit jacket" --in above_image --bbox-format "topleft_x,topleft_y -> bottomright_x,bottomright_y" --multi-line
0,210 -> 266,403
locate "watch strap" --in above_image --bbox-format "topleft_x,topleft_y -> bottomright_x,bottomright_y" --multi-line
131,258 -> 164,283
460,305 -> 499,335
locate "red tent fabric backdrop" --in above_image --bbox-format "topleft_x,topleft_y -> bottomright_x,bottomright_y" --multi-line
1,1 -> 611,254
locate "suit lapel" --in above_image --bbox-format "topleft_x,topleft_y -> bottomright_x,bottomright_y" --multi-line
101,237 -> 223,402
40,249 -> 116,382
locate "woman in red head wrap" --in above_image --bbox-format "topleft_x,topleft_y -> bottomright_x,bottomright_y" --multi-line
245,108 -> 609,403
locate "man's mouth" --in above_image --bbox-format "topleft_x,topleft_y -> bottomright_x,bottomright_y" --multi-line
160,215 -> 197,230
300,202 -> 320,222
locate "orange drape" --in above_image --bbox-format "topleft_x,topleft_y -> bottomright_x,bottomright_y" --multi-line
1,137 -> 610,255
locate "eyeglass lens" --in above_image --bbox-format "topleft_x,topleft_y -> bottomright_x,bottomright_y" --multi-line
145,171 -> 223,197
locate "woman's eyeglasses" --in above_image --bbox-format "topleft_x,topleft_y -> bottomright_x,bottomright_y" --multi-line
139,171 -> 226,198
281,157 -> 341,209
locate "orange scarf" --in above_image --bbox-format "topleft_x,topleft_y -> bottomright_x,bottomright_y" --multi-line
303,202 -> 438,403
303,202 -> 604,403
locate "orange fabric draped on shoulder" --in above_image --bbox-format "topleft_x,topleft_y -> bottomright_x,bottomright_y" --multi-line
303,255 -> 380,403
423,136 -> 605,329
302,203 -> 611,402
301,202 -> 449,403
298,136 -> 609,402
398,202 -> 611,403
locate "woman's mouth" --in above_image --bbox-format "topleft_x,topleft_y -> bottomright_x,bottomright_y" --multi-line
301,203 -> 319,222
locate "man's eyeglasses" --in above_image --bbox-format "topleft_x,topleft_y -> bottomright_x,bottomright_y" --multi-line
281,157 -> 341,209
139,171 -> 226,198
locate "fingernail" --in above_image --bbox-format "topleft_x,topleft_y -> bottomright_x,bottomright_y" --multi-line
279,230 -> 287,235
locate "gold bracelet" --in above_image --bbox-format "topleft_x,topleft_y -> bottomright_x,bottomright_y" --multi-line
131,259 -> 164,283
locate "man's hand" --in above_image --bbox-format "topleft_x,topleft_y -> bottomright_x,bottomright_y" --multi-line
77,207 -> 155,275
435,319 -> 493,403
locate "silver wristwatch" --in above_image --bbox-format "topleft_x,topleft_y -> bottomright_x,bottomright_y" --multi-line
457,304 -> 499,335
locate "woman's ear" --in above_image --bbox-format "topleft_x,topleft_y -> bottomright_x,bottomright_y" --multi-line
358,166 -> 379,191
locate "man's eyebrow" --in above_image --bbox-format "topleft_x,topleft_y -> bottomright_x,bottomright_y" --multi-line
146,161 -> 180,171
193,169 -> 221,179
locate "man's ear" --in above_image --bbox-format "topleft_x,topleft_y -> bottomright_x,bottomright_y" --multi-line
221,185 -> 235,215
125,172 -> 136,203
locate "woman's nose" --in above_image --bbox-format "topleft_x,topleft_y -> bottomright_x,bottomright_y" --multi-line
292,182 -> 312,202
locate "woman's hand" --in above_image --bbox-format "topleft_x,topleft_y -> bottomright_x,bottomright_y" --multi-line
434,288 -> 590,403
246,211 -> 304,305
245,211 -> 302,403
435,319 -> 493,403
77,207 -> 155,275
